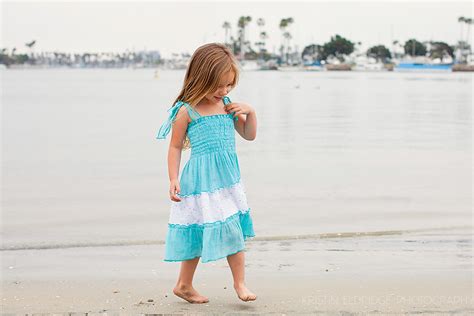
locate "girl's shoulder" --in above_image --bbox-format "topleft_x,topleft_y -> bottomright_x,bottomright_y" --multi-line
181,102 -> 202,122
176,104 -> 192,124
172,100 -> 201,124
156,100 -> 196,139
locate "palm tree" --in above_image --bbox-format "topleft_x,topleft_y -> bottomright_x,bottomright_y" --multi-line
283,31 -> 293,63
259,31 -> 269,58
25,40 -> 36,63
256,19 -> 265,51
222,21 -> 231,46
457,16 -> 473,61
354,41 -> 362,55
255,18 -> 267,61
465,18 -> 473,54
237,16 -> 252,60
279,17 -> 294,64
392,40 -> 403,59
458,16 -> 465,46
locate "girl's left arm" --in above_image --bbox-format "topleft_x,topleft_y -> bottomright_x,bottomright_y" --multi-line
226,102 -> 257,141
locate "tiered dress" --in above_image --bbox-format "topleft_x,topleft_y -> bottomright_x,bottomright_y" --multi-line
156,96 -> 255,263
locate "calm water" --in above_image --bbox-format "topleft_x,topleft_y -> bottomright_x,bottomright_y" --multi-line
1,69 -> 472,249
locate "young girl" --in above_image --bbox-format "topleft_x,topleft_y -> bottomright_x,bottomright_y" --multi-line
156,43 -> 258,303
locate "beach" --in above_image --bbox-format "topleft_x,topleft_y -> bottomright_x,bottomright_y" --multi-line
1,69 -> 472,314
2,226 -> 472,314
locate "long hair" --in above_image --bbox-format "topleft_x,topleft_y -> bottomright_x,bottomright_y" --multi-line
172,43 -> 240,150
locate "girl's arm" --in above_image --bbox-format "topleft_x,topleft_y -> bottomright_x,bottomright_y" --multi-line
167,106 -> 190,201
227,102 -> 257,141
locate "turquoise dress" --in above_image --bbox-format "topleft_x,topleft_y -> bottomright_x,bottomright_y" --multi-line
156,96 -> 255,263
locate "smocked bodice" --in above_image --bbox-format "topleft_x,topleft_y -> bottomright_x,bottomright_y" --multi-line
187,113 -> 236,158
156,95 -> 239,158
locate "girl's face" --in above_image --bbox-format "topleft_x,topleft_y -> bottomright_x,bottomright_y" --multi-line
204,70 -> 235,104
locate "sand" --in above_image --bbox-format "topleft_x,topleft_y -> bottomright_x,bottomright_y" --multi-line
1,227 -> 472,315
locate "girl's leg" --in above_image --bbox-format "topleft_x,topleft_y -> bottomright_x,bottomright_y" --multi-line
227,250 -> 257,301
173,256 -> 209,304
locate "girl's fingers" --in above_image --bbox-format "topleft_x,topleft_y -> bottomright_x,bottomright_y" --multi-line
169,185 -> 181,202
227,107 -> 241,116
171,193 -> 181,202
174,185 -> 181,201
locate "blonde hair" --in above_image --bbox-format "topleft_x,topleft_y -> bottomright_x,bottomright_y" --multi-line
172,42 -> 240,150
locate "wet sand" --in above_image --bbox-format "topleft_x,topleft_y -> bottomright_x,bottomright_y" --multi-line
2,226 -> 472,315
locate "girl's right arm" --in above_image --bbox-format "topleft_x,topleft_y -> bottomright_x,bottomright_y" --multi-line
167,106 -> 190,202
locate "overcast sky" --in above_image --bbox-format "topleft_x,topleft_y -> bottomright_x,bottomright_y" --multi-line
2,0 -> 472,57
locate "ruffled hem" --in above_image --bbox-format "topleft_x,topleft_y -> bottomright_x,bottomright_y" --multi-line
163,209 -> 255,263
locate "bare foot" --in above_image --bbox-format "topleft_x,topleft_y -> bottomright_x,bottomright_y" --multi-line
234,283 -> 257,302
173,284 -> 209,304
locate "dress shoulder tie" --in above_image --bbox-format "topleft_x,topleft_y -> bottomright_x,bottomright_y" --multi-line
156,100 -> 189,139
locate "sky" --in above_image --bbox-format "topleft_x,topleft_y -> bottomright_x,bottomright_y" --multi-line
1,0 -> 472,58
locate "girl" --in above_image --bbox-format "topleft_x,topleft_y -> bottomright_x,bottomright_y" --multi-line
156,43 -> 258,303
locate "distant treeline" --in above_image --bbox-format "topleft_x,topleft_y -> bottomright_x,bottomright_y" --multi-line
1,15 -> 472,67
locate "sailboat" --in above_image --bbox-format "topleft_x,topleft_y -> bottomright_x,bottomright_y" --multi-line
394,56 -> 453,72
303,59 -> 324,71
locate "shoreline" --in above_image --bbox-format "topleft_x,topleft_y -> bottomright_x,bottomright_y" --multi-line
3,64 -> 474,72
1,224 -> 471,251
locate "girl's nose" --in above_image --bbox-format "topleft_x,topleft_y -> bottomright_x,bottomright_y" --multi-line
218,87 -> 229,96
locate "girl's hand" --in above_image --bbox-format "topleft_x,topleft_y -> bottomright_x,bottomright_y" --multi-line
225,102 -> 253,118
169,179 -> 181,202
